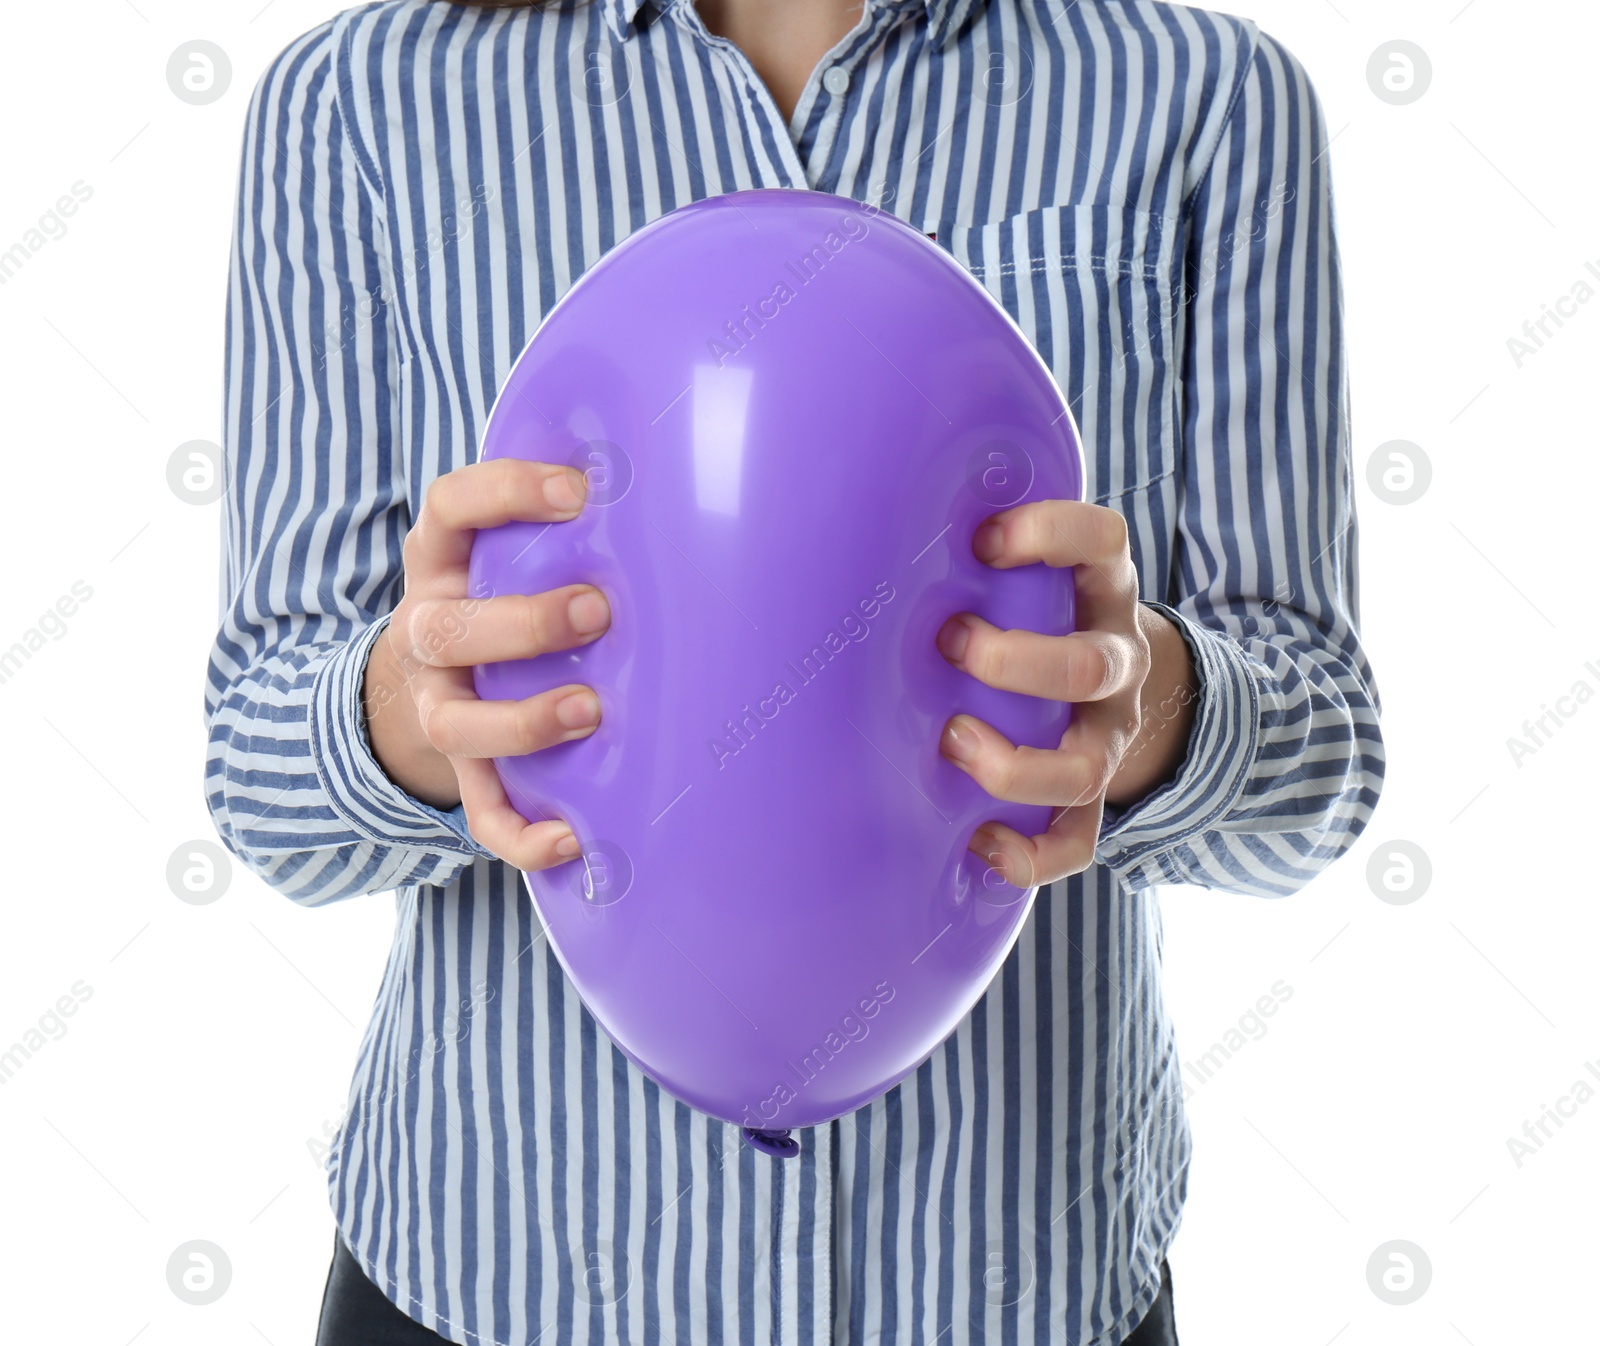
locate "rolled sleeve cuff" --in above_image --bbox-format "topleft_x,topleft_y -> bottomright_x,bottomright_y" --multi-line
308,613 -> 493,858
1094,600 -> 1260,886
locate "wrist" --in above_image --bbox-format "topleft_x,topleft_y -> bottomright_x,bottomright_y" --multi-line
1104,604 -> 1198,807
363,623 -> 462,810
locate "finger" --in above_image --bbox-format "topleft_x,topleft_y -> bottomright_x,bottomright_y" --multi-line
970,794 -> 1106,888
415,671 -> 603,760
940,712 -> 1116,808
974,498 -> 1128,572
404,459 -> 589,586
1062,693 -> 1144,772
972,500 -> 1136,628
393,585 -> 611,670
937,613 -> 1144,703
453,754 -> 581,872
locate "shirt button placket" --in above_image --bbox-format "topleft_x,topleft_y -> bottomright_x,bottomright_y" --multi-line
809,61 -> 855,188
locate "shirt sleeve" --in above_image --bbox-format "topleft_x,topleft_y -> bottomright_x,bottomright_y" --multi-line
203,20 -> 491,908
1093,26 -> 1386,897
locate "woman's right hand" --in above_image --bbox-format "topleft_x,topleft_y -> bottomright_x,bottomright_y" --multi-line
361,458 -> 610,870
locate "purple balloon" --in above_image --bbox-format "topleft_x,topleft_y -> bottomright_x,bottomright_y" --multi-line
467,187 -> 1084,1149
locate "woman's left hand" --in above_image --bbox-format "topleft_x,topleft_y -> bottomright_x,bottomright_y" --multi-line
936,499 -> 1199,888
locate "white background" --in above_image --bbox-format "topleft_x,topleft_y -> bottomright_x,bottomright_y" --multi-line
0,0 -> 1594,1342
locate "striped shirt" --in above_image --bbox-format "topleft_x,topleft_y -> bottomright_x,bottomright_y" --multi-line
204,0 -> 1385,1342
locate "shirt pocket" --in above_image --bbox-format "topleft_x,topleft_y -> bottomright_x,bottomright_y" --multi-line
932,203 -> 1181,589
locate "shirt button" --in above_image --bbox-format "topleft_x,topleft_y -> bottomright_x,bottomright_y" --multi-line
822,65 -> 851,96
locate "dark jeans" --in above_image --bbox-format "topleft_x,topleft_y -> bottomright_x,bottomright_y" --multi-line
315,1229 -> 1179,1344
1122,1257 -> 1179,1346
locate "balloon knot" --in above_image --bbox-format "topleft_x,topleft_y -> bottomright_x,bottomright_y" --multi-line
742,1127 -> 800,1159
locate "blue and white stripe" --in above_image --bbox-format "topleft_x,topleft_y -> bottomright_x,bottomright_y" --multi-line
204,0 -> 1384,1341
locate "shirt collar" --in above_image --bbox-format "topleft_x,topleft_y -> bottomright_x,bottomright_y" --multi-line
602,0 -> 987,51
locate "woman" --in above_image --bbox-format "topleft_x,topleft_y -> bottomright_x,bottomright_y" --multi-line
204,0 -> 1384,1342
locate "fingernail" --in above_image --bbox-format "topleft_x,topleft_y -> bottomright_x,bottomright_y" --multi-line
973,520 -> 1003,562
555,833 -> 581,858
568,589 -> 610,635
543,468 -> 585,513
555,690 -> 600,729
937,616 -> 970,663
943,718 -> 978,764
